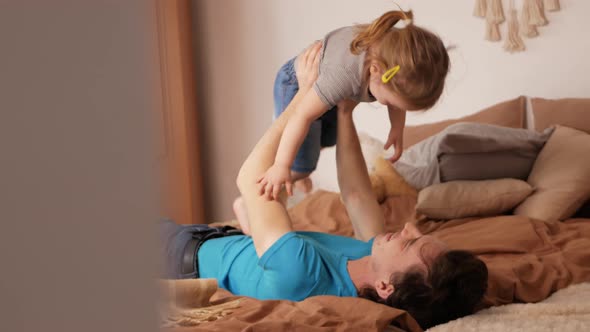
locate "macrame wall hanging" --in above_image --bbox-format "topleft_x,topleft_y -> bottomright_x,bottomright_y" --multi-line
473,0 -> 561,53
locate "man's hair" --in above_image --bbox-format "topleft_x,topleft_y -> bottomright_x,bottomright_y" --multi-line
358,250 -> 488,330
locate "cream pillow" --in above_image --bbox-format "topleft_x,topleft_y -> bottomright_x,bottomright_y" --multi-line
514,126 -> 590,221
417,179 -> 533,219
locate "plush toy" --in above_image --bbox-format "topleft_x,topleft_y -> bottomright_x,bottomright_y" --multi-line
355,132 -> 417,202
369,156 -> 418,203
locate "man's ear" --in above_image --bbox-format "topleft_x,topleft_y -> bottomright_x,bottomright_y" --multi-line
374,279 -> 394,300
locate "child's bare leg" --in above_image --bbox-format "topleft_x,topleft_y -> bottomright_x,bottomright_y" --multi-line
232,197 -> 250,235
291,171 -> 313,193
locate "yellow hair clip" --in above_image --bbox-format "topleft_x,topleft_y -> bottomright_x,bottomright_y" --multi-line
381,65 -> 400,83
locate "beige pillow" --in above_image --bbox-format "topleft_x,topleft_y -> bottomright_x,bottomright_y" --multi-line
532,98 -> 590,133
514,126 -> 590,221
417,179 -> 533,219
403,96 -> 526,149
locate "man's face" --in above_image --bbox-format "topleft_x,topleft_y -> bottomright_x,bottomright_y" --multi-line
371,223 -> 447,280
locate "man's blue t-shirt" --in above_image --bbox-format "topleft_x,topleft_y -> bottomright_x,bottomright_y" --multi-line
197,231 -> 374,301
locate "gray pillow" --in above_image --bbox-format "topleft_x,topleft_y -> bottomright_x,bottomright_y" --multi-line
394,122 -> 554,189
439,152 -> 535,182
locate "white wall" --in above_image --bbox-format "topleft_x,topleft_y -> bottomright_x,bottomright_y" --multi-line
194,0 -> 590,221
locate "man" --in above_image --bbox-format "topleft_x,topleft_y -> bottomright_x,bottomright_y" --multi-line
160,43 -> 487,329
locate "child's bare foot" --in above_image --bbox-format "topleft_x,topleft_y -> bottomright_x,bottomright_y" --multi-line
232,197 -> 250,235
293,177 -> 313,194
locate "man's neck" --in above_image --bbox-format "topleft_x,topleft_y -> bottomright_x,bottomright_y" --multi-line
347,255 -> 374,291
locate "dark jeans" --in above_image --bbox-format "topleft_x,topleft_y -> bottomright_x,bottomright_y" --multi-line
158,219 -> 243,279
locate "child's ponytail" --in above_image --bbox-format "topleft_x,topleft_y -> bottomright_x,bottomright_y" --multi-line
350,10 -> 413,55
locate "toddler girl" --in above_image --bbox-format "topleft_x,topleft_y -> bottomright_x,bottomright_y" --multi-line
259,9 -> 450,200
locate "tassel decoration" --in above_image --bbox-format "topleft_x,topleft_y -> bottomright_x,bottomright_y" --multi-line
521,23 -> 539,38
486,0 -> 505,24
528,0 -> 548,26
544,0 -> 560,12
477,0 -> 564,50
486,21 -> 501,42
504,2 -> 526,53
520,0 -> 540,38
474,0 -> 487,18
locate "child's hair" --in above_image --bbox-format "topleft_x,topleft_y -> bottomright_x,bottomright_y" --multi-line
350,10 -> 450,110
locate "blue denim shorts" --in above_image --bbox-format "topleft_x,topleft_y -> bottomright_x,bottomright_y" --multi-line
273,58 -> 338,174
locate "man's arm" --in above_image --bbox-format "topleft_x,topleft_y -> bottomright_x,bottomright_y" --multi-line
236,42 -> 321,256
336,100 -> 385,241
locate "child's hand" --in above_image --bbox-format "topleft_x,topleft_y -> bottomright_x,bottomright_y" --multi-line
257,164 -> 293,200
384,127 -> 404,162
385,107 -> 406,163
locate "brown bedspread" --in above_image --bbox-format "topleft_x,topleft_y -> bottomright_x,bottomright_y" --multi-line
170,190 -> 590,331
166,295 -> 420,331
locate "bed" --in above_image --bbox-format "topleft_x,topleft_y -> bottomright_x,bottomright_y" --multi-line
161,97 -> 590,331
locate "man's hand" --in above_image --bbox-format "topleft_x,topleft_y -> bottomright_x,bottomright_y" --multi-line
336,99 -> 359,116
295,41 -> 322,90
385,107 -> 406,163
257,164 -> 293,201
